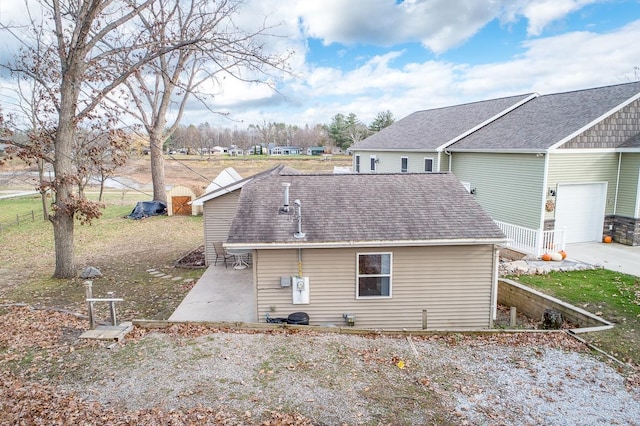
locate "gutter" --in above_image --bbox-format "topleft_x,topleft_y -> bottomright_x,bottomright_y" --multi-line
224,237 -> 509,251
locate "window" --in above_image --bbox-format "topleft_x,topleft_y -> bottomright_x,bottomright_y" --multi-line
370,155 -> 377,172
424,157 -> 433,172
401,157 -> 408,173
357,253 -> 392,298
355,155 -> 360,173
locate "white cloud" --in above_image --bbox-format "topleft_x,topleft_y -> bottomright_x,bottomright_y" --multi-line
519,0 -> 600,36
293,0 -> 501,53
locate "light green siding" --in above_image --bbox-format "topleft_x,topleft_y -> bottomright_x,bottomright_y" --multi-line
618,153 -> 640,218
547,153 -> 619,216
353,150 -> 442,173
255,245 -> 496,330
202,191 -> 240,265
451,153 -> 545,229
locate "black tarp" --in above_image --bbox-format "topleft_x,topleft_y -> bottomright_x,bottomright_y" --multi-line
127,201 -> 167,219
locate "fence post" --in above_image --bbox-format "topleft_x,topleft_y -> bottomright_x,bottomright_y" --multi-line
16,214 -> 19,226
31,210 -> 35,221
84,280 -> 95,329
107,291 -> 118,326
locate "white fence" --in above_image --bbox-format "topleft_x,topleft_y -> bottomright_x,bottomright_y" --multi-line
495,221 -> 566,256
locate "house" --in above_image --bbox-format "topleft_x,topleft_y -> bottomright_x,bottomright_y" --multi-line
223,171 -> 508,330
269,146 -> 302,156
350,82 -> 640,252
306,146 -> 325,156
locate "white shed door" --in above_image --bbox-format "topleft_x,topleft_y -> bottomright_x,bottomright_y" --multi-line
555,183 -> 607,243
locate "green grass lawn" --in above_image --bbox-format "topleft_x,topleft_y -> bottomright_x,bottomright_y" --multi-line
0,193 -> 205,321
511,269 -> 640,366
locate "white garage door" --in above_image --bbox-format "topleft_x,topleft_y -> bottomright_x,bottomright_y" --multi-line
555,183 -> 607,243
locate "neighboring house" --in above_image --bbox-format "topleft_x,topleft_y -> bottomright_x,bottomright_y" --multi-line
350,93 -> 535,174
269,146 -> 302,155
306,146 -> 325,156
350,82 -> 640,251
223,171 -> 508,330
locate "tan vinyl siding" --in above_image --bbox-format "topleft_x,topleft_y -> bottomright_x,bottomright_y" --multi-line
617,153 -> 640,218
547,153 -> 619,215
353,150 -> 442,173
203,191 -> 240,265
255,245 -> 495,330
451,153 -> 545,229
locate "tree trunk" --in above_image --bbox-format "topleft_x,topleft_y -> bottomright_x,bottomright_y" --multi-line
52,79 -> 79,279
52,207 -> 75,278
150,133 -> 167,204
38,159 -> 49,221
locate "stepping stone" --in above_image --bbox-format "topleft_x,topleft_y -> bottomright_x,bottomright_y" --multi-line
172,276 -> 182,281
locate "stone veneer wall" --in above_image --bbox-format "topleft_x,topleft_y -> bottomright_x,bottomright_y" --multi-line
607,215 -> 640,246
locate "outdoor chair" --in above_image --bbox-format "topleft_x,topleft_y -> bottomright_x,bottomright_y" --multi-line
212,241 -> 233,268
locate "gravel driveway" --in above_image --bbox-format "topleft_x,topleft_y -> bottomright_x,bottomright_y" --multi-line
60,326 -> 639,425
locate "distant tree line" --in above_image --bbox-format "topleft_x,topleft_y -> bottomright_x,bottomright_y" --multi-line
166,110 -> 395,154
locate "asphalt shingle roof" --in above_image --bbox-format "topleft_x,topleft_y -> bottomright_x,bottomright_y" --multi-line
227,172 -> 506,246
450,81 -> 640,152
350,94 -> 534,151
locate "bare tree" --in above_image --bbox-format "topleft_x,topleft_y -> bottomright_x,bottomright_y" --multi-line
1,0 -> 203,278
122,0 -> 291,203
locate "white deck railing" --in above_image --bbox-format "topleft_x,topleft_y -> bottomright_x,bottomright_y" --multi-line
495,221 -> 566,256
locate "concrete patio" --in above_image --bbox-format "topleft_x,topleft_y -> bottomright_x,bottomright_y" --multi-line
168,262 -> 255,323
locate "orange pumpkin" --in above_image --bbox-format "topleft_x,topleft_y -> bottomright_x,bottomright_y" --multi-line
541,253 -> 552,261
603,235 -> 612,243
559,250 -> 567,259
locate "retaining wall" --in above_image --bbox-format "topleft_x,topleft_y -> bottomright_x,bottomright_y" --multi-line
498,278 -> 612,332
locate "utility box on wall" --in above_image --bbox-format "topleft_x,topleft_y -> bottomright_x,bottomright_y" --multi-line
292,276 -> 309,304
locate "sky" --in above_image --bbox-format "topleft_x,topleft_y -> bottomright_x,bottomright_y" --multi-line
1,0 -> 640,129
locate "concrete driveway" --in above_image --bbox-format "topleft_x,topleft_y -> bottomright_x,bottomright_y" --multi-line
565,242 -> 640,277
169,263 -> 256,323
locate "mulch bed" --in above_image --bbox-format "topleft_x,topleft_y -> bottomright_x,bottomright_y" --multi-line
174,245 -> 206,269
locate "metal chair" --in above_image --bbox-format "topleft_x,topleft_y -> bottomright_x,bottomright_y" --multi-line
212,241 -> 233,268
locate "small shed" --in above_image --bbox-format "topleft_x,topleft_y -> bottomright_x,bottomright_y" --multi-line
166,185 -> 201,216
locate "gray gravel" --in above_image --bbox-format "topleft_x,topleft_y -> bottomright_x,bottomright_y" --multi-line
65,330 -> 639,425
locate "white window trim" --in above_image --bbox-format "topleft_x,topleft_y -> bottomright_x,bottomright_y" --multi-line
356,252 -> 393,299
401,156 -> 408,173
424,157 -> 434,172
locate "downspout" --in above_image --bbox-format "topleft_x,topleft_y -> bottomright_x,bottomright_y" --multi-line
444,150 -> 452,172
614,152 -> 622,216
491,245 -> 499,324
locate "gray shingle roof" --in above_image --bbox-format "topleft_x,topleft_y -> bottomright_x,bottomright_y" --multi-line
450,81 -> 640,152
350,94 -> 534,151
227,172 -> 506,246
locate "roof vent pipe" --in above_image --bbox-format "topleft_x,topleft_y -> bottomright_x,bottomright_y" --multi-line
280,183 -> 291,213
294,199 -> 306,239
